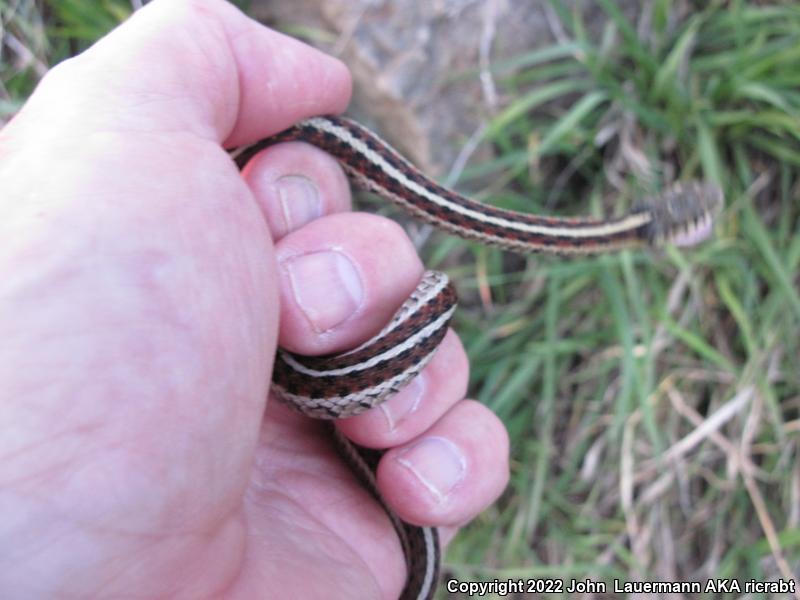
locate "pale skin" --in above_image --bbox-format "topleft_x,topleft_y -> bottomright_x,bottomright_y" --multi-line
0,0 -> 510,598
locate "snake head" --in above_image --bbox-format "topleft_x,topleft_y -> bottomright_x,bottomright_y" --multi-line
636,181 -> 724,248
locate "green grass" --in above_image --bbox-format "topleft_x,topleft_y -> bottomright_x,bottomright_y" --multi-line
442,1 -> 800,595
3,0 -> 799,596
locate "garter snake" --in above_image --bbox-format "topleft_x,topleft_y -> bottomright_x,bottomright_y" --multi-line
234,115 -> 722,600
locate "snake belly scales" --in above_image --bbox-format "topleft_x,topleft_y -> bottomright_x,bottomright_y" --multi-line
233,115 -> 722,600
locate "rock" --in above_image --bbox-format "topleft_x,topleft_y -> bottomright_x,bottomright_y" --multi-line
250,0 -> 640,175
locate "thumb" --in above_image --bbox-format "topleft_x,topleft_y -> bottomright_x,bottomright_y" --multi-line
3,0 -> 351,147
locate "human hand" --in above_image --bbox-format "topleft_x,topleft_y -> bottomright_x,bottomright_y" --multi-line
0,1 -> 509,598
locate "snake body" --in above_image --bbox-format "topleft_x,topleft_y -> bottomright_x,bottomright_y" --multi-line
235,116 -> 722,600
